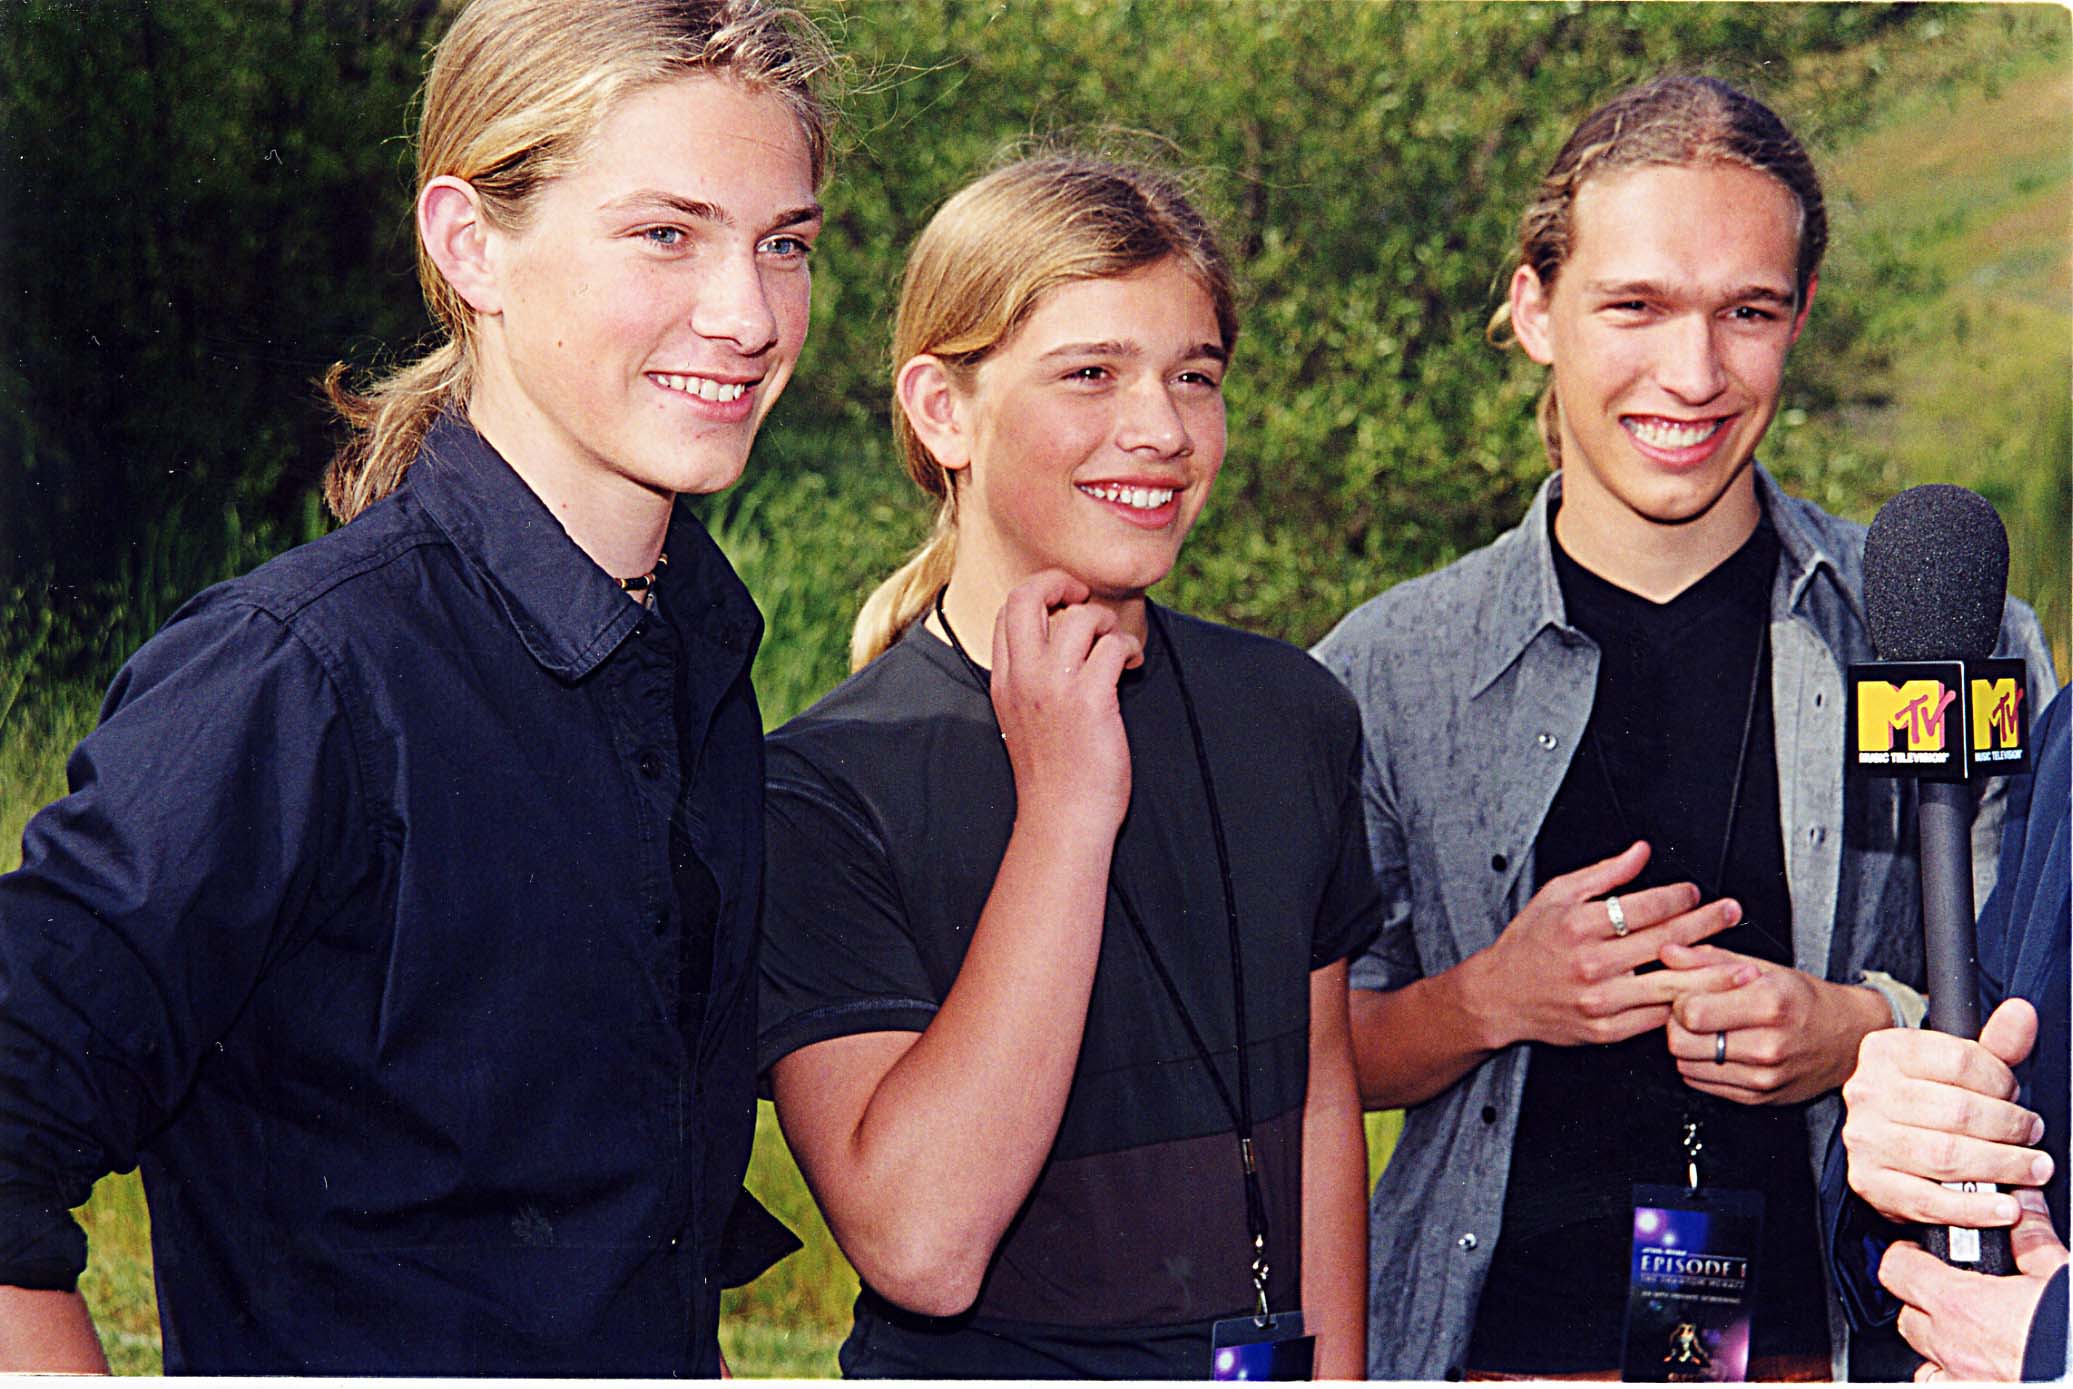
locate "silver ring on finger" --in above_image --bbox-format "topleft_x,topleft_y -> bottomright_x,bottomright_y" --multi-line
1714,1030 -> 1728,1065
1606,894 -> 1629,937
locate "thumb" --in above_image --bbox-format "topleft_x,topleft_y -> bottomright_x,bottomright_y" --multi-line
1978,997 -> 2039,1070
2011,1188 -> 2068,1279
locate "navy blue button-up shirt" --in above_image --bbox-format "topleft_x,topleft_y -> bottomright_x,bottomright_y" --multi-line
0,417 -> 770,1374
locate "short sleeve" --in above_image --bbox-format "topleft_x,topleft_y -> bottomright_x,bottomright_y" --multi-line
1339,711 -> 1421,994
1310,733 -> 1383,970
0,598 -> 362,1290
756,754 -> 940,1075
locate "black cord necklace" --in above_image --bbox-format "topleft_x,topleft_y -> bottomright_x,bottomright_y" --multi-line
930,585 -> 1279,1321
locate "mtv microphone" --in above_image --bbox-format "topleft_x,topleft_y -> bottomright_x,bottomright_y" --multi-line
1859,482 -> 2025,1276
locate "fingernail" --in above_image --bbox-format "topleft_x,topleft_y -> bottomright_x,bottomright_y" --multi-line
2029,1114 -> 2045,1145
2029,1151 -> 2055,1183
2017,1187 -> 2050,1214
1992,1195 -> 2020,1223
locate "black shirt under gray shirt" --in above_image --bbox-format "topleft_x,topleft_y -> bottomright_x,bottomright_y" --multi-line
758,611 -> 1380,1379
1467,510 -> 1828,1372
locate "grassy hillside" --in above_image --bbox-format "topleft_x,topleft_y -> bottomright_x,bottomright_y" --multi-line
1820,56 -> 2070,669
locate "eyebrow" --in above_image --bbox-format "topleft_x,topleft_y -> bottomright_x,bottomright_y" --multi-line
1037,339 -> 1230,364
1587,278 -> 1797,306
599,191 -> 824,230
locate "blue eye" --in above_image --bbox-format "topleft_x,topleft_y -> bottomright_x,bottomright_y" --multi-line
641,226 -> 685,247
761,234 -> 812,259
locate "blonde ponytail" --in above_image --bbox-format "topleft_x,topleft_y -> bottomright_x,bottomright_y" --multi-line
322,345 -> 471,523
850,511 -> 957,670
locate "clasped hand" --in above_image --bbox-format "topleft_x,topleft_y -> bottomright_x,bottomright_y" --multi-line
1475,841 -> 1882,1107
1657,939 -> 1888,1106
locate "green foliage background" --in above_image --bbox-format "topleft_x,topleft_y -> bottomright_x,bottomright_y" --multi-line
1,0 -> 2067,1377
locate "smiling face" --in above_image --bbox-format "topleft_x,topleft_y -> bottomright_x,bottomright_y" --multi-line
1511,161 -> 1812,579
467,73 -> 820,514
937,258 -> 1229,618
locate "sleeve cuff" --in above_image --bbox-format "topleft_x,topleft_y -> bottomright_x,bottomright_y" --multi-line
0,1193 -> 88,1292
2022,1263 -> 2068,1382
1859,970 -> 1928,1029
715,1188 -> 803,1290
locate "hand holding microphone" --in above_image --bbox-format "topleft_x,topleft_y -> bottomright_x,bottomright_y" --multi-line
1846,483 -> 2035,1277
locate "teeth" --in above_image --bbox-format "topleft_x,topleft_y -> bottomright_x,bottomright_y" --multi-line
1626,417 -> 1721,449
1079,483 -> 1175,510
658,374 -> 749,403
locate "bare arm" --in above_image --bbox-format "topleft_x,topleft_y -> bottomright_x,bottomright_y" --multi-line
0,1286 -> 108,1372
771,573 -> 1137,1317
1300,961 -> 1366,1379
1348,841 -> 1744,1109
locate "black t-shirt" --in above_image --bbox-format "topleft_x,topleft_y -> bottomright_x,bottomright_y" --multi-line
1466,512 -> 1829,1372
758,608 -> 1380,1379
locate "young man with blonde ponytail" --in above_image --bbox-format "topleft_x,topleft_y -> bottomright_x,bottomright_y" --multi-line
1311,76 -> 2053,1379
0,0 -> 831,1372
758,153 -> 1372,1379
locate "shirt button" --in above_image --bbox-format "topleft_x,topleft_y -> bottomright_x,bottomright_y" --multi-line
653,914 -> 670,937
1535,731 -> 1558,750
1457,1232 -> 1478,1251
1808,826 -> 1827,846
1480,1105 -> 1497,1124
1490,853 -> 1508,873
1814,690 -> 1825,708
638,750 -> 665,779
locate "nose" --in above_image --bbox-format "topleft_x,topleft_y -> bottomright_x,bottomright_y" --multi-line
1658,312 -> 1728,403
689,250 -> 779,355
1115,378 -> 1191,458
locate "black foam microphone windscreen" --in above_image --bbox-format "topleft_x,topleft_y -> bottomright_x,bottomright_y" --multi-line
1862,483 -> 2010,661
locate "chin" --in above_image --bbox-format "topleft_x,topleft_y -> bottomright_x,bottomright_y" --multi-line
638,451 -> 752,499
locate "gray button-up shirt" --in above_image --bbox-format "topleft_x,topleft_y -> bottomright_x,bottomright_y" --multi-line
1311,468 -> 2055,1380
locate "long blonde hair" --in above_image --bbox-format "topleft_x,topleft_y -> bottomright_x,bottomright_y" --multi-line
850,153 -> 1239,669
1487,75 -> 1827,467
322,0 -> 835,522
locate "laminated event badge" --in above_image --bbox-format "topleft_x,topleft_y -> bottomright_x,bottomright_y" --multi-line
1622,1184 -> 1764,1382
1211,1310 -> 1313,1381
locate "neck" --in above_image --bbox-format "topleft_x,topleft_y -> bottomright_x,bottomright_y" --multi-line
1552,467 -> 1761,603
466,386 -> 672,593
928,554 -> 1149,667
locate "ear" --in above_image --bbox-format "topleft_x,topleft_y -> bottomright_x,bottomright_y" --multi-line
1509,264 -> 1556,366
419,176 -> 503,316
1788,272 -> 1818,346
895,355 -> 972,474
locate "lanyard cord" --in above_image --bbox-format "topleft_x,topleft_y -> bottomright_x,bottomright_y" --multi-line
1583,620 -> 1773,1190
930,589 -> 1275,1319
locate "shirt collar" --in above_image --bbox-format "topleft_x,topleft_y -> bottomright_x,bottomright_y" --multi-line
408,413 -> 760,681
1473,462 -> 1844,697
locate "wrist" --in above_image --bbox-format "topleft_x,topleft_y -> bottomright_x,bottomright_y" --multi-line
1450,948 -> 1514,1053
1009,794 -> 1125,853
1824,982 -> 1896,1090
